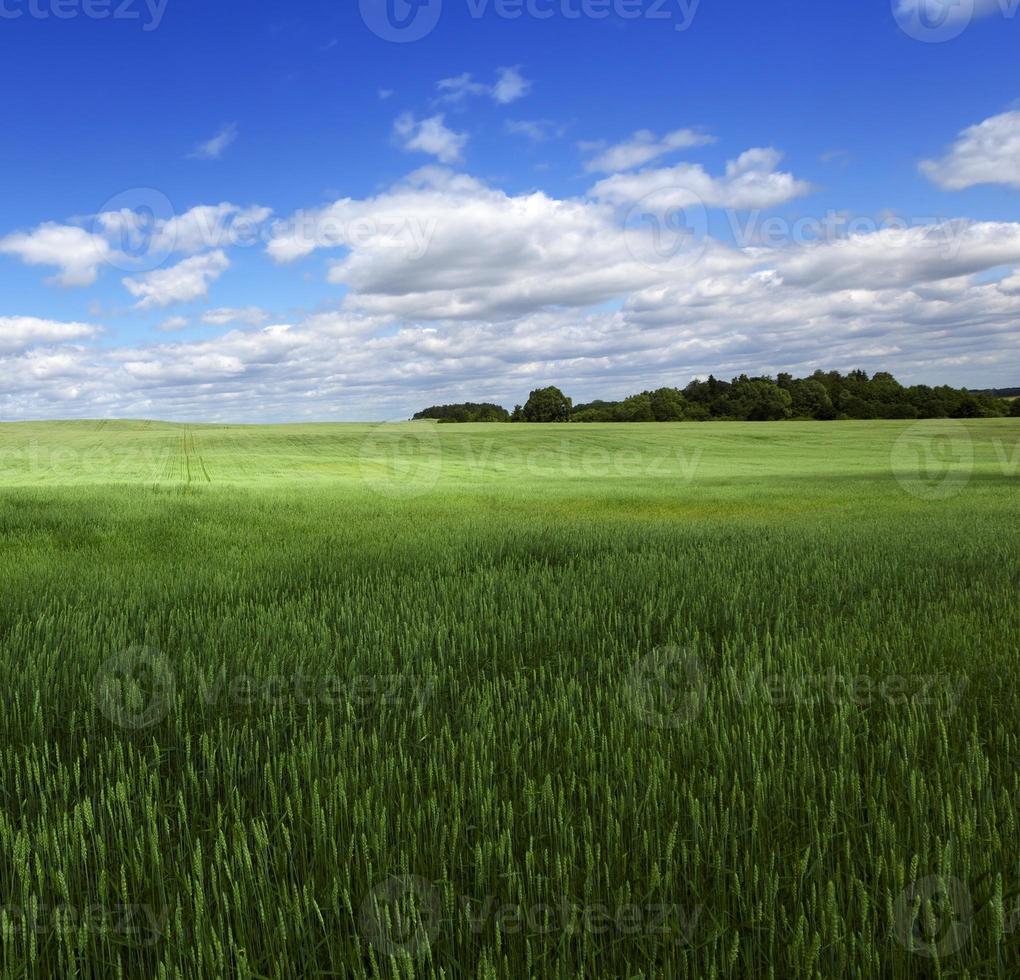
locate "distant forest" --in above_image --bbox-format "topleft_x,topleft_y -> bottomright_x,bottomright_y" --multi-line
412,370 -> 1020,423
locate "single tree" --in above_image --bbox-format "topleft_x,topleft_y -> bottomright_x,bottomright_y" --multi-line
522,386 -> 572,423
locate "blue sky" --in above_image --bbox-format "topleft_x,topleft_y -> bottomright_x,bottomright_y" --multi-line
1,0 -> 1019,420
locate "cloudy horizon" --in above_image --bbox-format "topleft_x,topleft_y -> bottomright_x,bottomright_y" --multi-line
2,3 -> 1018,422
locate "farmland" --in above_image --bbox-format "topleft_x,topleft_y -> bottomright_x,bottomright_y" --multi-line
0,419 -> 1017,977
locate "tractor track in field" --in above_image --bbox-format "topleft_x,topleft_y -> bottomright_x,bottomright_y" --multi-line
181,427 -> 212,484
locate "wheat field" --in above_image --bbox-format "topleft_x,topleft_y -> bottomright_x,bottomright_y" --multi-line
0,419 -> 1017,977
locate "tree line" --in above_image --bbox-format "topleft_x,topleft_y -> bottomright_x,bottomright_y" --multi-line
412,370 -> 1020,423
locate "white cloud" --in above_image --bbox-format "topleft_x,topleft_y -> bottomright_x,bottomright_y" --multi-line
202,306 -> 270,327
394,113 -> 468,164
0,315 -> 98,354
158,316 -> 189,332
319,169 -> 672,320
590,147 -> 812,211
773,221 -> 1020,291
96,202 -> 271,258
998,269 -> 1020,294
156,204 -> 271,254
436,73 -> 489,102
4,168 -> 1020,420
582,128 -> 716,173
123,251 -> 230,309
436,67 -> 531,105
0,223 -> 112,287
188,123 -> 239,161
920,110 -> 1020,191
492,67 -> 530,104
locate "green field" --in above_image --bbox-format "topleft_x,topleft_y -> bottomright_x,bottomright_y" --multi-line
0,419 -> 1017,977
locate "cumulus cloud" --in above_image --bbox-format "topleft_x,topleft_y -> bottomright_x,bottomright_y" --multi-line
1,203 -> 271,294
320,169 -> 674,320
0,315 -> 98,354
582,128 -> 716,173
590,147 -> 813,211
188,123 -> 239,160
394,113 -> 468,163
920,109 -> 1020,191
436,67 -> 531,105
773,221 -> 1020,291
436,73 -> 488,102
4,166 -> 1020,420
264,169 -> 445,264
123,251 -> 230,309
96,202 -> 271,258
6,238 -> 1019,422
158,316 -> 189,332
491,67 -> 530,104
0,223 -> 112,287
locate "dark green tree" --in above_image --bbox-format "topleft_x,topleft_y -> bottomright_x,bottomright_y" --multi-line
412,403 -> 510,423
789,379 -> 835,420
649,387 -> 690,421
729,378 -> 793,421
617,392 -> 656,422
523,386 -> 572,422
